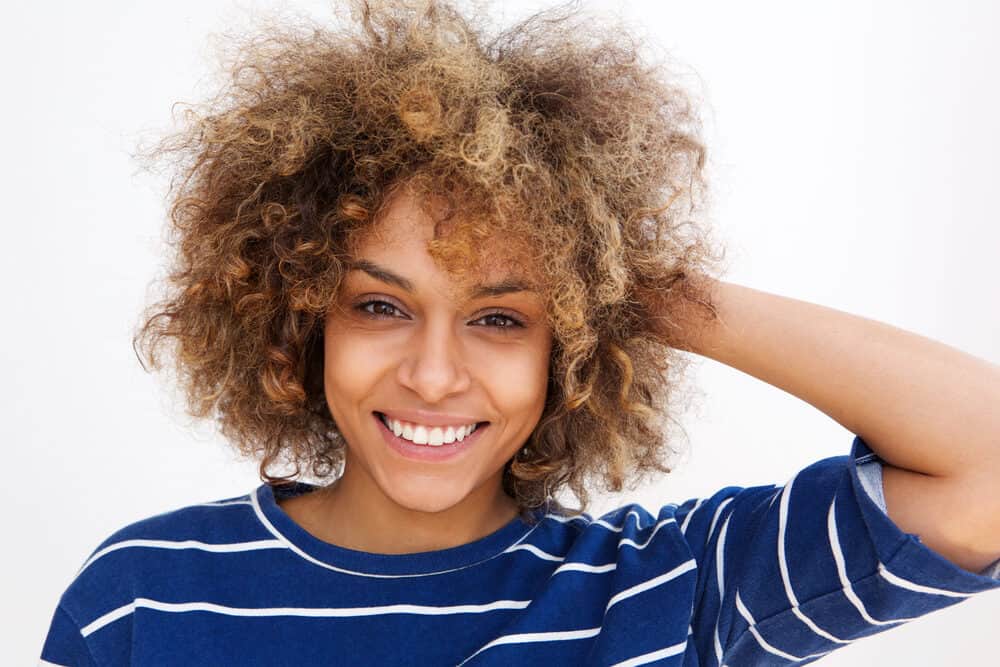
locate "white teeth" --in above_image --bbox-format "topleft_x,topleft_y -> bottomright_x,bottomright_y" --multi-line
380,413 -> 479,446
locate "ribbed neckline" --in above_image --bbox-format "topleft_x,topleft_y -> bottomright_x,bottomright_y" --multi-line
254,482 -> 547,576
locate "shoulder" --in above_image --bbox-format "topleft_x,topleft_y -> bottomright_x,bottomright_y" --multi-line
43,487 -> 280,650
58,487 -> 275,611
535,501 -> 697,565
87,489 -> 266,557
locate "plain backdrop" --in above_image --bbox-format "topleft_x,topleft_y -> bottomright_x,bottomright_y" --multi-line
3,0 -> 998,663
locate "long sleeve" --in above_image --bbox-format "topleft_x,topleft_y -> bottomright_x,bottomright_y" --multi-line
677,435 -> 1000,666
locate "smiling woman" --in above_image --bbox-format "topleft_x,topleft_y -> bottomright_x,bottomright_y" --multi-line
120,0 -> 723,524
37,0 -> 1000,665
282,182 -> 555,552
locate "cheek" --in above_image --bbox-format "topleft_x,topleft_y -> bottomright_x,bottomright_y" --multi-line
479,346 -> 551,417
322,331 -> 384,404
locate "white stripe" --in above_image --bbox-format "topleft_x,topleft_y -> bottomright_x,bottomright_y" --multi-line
776,478 -> 850,644
826,498 -> 914,625
38,660 -> 70,667
680,498 -> 705,533
878,563 -> 973,598
706,498 -> 734,541
82,597 -> 532,638
734,591 -> 830,663
618,517 -> 676,550
544,512 -> 591,525
767,485 -> 782,511
712,514 -> 732,665
249,489 -> 544,578
605,558 -> 696,611
81,600 -> 137,637
78,538 -> 286,574
551,561 -> 617,575
609,639 -> 687,667
196,499 -> 253,507
592,518 -> 621,531
505,543 -> 565,561
593,509 -> 647,532
456,627 -> 602,666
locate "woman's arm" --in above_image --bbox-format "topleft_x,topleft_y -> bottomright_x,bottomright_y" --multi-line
658,275 -> 1000,573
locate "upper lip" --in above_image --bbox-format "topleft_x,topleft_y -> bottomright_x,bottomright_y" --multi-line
376,409 -> 487,428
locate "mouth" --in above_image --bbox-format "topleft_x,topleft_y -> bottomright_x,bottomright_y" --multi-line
373,411 -> 490,461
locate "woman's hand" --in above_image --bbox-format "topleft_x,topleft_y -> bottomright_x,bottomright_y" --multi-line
634,270 -> 723,353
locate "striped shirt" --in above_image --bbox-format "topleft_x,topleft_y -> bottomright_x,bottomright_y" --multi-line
40,436 -> 1000,666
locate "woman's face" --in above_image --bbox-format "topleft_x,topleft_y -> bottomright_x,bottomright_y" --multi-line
322,187 -> 552,515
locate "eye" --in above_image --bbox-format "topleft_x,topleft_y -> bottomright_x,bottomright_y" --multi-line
355,300 -> 525,332
473,311 -> 525,332
356,299 -> 404,319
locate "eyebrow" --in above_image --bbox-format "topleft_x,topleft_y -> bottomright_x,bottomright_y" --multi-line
346,259 -> 535,299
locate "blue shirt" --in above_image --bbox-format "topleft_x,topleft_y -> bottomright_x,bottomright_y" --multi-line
41,436 -> 1000,665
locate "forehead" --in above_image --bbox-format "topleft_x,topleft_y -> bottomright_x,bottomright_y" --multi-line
347,187 -> 541,295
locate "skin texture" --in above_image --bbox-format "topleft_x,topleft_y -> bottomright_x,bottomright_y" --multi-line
280,187 -> 553,554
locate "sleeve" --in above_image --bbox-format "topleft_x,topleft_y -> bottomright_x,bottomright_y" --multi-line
675,435 -> 1000,666
39,604 -> 98,666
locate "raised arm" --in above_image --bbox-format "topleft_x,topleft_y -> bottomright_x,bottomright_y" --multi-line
656,275 -> 1000,573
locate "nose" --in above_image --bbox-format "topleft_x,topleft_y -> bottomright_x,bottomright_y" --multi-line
396,316 -> 472,403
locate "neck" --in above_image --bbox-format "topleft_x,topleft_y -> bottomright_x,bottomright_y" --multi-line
280,460 -> 521,555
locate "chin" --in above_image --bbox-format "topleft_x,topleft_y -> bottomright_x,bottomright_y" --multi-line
381,478 -> 471,515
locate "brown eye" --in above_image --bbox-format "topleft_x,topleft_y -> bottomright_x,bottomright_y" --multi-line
356,300 -> 405,319
355,300 -> 525,332
474,312 -> 525,331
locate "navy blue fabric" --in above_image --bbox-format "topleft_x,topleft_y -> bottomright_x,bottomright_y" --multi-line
41,436 -> 1000,666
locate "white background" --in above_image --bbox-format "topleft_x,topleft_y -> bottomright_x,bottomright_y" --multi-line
3,0 -> 998,663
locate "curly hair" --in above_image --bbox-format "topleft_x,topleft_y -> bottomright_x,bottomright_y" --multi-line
133,0 -> 728,521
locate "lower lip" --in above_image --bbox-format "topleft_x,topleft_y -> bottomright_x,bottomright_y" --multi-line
374,413 -> 489,462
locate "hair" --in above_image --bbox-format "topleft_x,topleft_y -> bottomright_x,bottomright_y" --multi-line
133,0 -> 728,522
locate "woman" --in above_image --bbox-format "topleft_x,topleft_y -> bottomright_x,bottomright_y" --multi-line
40,1 -> 1000,664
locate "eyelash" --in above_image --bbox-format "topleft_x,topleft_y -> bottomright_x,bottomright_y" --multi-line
354,299 -> 526,331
